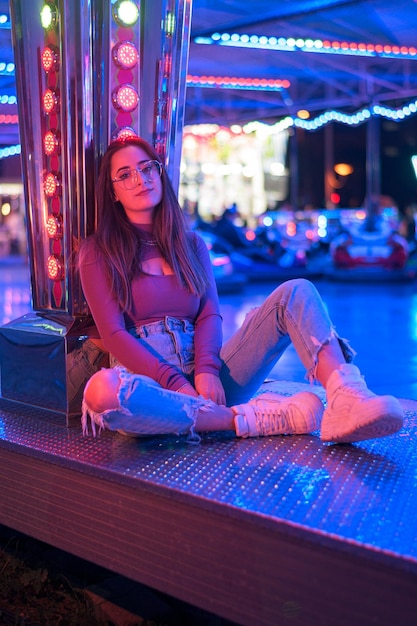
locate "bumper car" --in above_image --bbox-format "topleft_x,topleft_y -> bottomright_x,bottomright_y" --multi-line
253,211 -> 324,280
328,215 -> 412,281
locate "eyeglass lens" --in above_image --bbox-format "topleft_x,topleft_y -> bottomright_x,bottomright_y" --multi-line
116,161 -> 160,189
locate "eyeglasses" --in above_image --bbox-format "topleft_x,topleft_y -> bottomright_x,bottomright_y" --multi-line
111,160 -> 162,190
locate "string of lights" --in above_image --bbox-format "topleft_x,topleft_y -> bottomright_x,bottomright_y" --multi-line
0,62 -> 14,76
0,144 -> 20,159
0,13 -> 10,27
195,32 -> 417,60
186,73 -> 417,126
0,94 -> 16,104
1,15 -> 417,158
186,74 -> 290,91
2,94 -> 417,158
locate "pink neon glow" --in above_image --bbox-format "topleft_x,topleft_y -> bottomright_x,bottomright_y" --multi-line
112,84 -> 139,112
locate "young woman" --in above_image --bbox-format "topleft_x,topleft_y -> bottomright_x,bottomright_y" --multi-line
79,136 -> 404,443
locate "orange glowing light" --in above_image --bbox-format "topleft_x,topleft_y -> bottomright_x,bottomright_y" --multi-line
44,130 -> 60,156
43,172 -> 61,197
47,255 -> 64,281
46,214 -> 63,239
334,162 -> 353,176
286,222 -> 296,236
43,88 -> 59,114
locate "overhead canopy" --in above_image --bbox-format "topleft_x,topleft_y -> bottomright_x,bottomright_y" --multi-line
186,0 -> 417,126
1,0 -> 417,147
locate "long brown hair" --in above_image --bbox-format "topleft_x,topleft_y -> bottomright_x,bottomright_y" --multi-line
81,136 -> 210,311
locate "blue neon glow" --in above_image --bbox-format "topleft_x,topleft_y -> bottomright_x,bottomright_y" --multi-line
0,144 -> 21,158
195,33 -> 417,60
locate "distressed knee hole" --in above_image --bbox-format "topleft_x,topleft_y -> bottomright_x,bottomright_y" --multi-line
84,368 -> 121,413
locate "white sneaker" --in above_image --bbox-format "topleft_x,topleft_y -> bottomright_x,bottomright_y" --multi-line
321,364 -> 404,443
232,391 -> 324,438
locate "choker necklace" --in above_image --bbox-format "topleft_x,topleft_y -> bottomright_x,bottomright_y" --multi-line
139,237 -> 158,246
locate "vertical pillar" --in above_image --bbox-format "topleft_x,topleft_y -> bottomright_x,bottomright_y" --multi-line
0,0 -> 192,422
324,123 -> 334,208
365,114 -> 381,228
289,128 -> 299,209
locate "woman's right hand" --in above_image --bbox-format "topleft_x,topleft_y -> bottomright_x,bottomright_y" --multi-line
176,382 -> 199,398
194,372 -> 226,405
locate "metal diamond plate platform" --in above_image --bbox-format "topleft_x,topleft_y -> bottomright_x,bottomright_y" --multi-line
1,381 -> 417,626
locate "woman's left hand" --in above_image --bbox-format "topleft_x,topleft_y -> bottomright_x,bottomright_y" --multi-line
195,373 -> 226,405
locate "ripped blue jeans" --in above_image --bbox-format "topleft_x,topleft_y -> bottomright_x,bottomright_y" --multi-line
82,278 -> 354,437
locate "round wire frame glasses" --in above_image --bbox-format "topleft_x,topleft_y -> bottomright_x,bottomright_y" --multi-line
112,160 -> 162,190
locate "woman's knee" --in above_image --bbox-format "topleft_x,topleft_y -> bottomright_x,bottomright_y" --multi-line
284,277 -> 315,293
277,278 -> 320,301
84,368 -> 121,413
270,277 -> 317,303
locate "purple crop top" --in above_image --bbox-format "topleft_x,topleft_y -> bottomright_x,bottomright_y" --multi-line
79,230 -> 223,391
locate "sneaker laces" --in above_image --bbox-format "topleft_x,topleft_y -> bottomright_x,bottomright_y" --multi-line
336,376 -> 375,400
253,406 -> 293,436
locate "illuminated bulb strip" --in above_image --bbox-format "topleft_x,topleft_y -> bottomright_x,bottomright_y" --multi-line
0,144 -> 20,159
0,14 -> 11,27
373,102 -> 417,119
0,62 -> 15,75
2,97 -> 417,159
0,95 -> 17,104
294,100 -> 417,130
295,109 -> 371,129
0,114 -> 18,124
3,98 -> 417,165
195,33 -> 417,60
186,74 -> 291,90
242,99 -> 417,132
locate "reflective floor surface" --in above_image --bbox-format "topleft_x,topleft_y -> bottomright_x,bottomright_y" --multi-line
1,258 -> 416,400
221,278 -> 417,400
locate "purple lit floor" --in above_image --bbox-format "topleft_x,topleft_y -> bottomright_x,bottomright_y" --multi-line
1,258 -> 417,625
